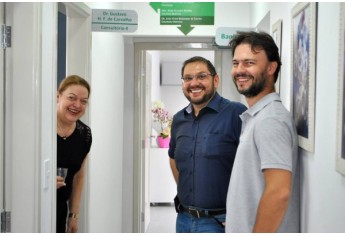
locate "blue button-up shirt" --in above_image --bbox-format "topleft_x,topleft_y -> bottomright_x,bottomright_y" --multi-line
169,92 -> 247,209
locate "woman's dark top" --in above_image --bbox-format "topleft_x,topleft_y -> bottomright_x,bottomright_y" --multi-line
56,119 -> 92,232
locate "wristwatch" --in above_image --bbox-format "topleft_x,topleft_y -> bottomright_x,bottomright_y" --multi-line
68,212 -> 79,220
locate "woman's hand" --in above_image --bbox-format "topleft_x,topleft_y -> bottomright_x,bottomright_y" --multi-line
56,176 -> 66,189
67,218 -> 78,233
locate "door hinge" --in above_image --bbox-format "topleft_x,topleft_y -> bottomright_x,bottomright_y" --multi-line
1,210 -> 11,233
1,25 -> 11,49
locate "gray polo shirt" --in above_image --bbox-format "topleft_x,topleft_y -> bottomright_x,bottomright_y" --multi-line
225,93 -> 300,233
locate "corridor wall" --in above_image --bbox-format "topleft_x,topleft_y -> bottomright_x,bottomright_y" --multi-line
87,2 -> 345,232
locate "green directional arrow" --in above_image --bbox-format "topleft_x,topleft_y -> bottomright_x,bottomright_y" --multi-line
178,23 -> 194,36
149,2 -> 214,36
149,2 -> 161,13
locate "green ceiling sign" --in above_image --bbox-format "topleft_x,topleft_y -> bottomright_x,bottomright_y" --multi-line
150,2 -> 215,35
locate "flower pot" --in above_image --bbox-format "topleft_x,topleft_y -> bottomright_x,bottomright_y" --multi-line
157,136 -> 170,148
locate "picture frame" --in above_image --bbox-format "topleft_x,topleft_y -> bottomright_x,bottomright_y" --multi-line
272,19 -> 282,94
336,2 -> 345,175
291,2 -> 317,152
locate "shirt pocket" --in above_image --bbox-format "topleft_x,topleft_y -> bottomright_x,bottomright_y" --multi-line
202,133 -> 236,159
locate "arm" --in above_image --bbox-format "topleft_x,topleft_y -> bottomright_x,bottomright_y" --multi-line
169,158 -> 179,184
67,156 -> 88,233
252,168 -> 292,232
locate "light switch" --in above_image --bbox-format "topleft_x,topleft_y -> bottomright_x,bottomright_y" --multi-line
43,159 -> 50,190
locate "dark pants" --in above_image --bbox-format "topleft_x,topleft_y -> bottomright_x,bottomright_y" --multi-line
56,201 -> 68,233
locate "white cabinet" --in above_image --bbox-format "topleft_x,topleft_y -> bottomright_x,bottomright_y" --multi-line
149,148 -> 177,203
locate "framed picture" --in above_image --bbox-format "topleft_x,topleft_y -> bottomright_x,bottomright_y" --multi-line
272,19 -> 282,94
336,3 -> 345,175
291,2 -> 317,152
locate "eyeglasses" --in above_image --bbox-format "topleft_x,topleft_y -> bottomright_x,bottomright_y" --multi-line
181,73 -> 213,83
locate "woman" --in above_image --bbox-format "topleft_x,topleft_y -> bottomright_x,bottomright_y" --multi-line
56,75 -> 92,233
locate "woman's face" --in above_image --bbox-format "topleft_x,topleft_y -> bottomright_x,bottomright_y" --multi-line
57,84 -> 89,124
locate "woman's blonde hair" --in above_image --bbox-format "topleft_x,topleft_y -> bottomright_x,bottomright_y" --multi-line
58,75 -> 90,97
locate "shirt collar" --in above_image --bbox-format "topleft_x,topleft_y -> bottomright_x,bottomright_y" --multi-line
185,92 -> 222,114
244,92 -> 281,117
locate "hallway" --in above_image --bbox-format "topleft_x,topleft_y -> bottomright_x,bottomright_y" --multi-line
146,205 -> 176,233
1,2 -> 345,233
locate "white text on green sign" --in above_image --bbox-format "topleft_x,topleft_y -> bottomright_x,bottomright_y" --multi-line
150,2 -> 214,35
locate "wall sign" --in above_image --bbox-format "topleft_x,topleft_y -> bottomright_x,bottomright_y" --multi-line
92,9 -> 138,32
215,27 -> 254,47
150,2 -> 214,35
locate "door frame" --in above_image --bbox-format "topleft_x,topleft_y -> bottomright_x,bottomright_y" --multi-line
0,2 -> 5,231
129,36 -> 223,232
58,2 -> 92,233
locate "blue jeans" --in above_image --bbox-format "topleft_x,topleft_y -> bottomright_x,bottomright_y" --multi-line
176,211 -> 225,233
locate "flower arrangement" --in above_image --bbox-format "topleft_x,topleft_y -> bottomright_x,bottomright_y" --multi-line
151,100 -> 172,139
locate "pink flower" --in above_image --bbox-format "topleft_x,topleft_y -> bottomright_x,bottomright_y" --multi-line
152,100 -> 172,138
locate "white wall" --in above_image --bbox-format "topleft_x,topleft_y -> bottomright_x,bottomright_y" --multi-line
82,2 -> 345,233
303,3 -> 345,232
86,2 -> 124,233
251,2 -> 345,233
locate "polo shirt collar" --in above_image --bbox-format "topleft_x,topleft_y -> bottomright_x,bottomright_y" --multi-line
245,92 -> 281,117
185,92 -> 222,114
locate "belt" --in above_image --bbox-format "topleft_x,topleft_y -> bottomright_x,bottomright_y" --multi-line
179,205 -> 226,218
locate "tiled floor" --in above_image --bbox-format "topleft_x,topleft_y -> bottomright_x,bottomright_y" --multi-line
146,204 -> 176,233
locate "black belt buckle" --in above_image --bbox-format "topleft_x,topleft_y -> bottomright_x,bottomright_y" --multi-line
187,207 -> 203,218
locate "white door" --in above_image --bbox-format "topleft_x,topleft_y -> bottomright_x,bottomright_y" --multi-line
0,2 -> 57,232
0,3 -> 91,232
0,3 -> 43,232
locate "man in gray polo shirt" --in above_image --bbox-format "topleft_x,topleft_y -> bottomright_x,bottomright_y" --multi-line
225,31 -> 300,232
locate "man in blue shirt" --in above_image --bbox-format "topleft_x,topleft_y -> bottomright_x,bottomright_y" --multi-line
168,56 -> 247,233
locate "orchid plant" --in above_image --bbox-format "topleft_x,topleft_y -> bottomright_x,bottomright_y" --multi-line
151,100 -> 172,139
